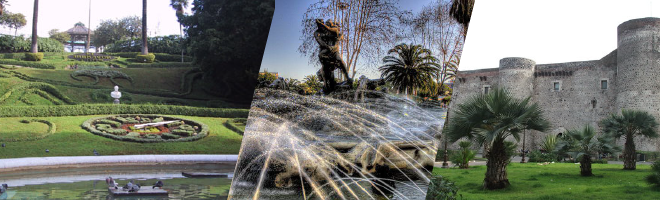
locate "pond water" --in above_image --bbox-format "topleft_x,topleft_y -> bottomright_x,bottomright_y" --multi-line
0,163 -> 235,199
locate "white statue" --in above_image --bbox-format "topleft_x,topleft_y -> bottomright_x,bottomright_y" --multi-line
111,85 -> 122,104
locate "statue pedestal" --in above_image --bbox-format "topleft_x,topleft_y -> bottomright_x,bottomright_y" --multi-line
113,98 -> 120,104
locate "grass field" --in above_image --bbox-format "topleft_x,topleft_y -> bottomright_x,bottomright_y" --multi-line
0,115 -> 243,158
431,163 -> 660,200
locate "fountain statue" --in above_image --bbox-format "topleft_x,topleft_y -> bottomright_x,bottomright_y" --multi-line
110,85 -> 122,104
315,19 -> 352,95
228,88 -> 446,199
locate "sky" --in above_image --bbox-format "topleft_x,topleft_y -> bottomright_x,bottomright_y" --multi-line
460,0 -> 660,71
261,0 -> 435,80
1,0 -> 191,37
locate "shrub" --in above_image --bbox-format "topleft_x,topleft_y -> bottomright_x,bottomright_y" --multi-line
135,53 -> 155,63
645,160 -> 660,189
98,119 -> 121,127
425,175 -> 460,200
127,62 -> 192,68
224,118 -> 246,135
0,104 -> 249,118
161,132 -> 181,139
0,59 -> 55,69
24,52 -> 44,61
450,141 -> 476,169
126,132 -> 140,137
70,69 -> 133,85
0,82 -> 75,105
529,150 -> 560,162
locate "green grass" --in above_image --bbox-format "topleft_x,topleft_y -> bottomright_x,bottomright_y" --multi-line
0,115 -> 243,158
431,163 -> 659,200
0,119 -> 50,141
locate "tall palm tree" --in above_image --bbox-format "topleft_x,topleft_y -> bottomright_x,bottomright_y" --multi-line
29,0 -> 38,54
554,125 -> 620,176
170,0 -> 188,62
600,110 -> 659,170
141,0 -> 148,55
444,87 -> 550,189
379,43 -> 440,95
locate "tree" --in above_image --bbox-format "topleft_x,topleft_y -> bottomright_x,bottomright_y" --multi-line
450,0 -> 474,35
29,0 -> 38,54
302,74 -> 322,95
379,43 -> 440,95
444,88 -> 550,189
646,160 -> 660,189
600,110 -> 659,170
180,0 -> 274,104
450,140 -> 476,169
170,0 -> 188,62
141,0 -> 148,55
0,12 -> 25,36
92,17 -> 142,51
300,0 -> 401,79
0,0 -> 8,16
48,29 -> 70,44
554,125 -> 619,176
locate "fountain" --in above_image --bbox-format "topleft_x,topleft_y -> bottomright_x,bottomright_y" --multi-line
228,88 -> 446,200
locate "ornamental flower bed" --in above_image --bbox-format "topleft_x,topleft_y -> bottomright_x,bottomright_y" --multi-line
82,114 -> 209,143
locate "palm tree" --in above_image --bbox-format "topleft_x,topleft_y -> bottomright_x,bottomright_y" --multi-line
29,0 -> 38,54
554,125 -> 620,176
379,43 -> 440,95
303,75 -> 322,95
450,0 -> 474,35
0,0 -> 8,16
600,110 -> 659,170
141,0 -> 148,55
444,87 -> 550,189
170,0 -> 188,62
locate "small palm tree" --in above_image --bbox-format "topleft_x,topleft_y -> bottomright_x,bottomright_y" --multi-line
444,87 -> 550,189
379,43 -> 440,95
303,75 -> 322,95
554,125 -> 620,176
600,110 -> 659,170
451,140 -> 476,169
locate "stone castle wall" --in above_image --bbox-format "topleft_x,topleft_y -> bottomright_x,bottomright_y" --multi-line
450,17 -> 660,152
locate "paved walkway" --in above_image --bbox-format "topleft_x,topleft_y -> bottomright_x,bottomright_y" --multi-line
0,154 -> 238,171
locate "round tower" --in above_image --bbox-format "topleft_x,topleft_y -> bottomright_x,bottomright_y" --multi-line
498,57 -> 535,99
615,17 -> 660,151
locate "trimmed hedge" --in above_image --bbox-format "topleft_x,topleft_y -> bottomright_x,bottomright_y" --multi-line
105,52 -> 193,62
126,62 -> 193,68
82,114 -> 209,143
70,69 -> 133,86
136,53 -> 156,63
0,82 -> 76,105
223,118 -> 245,135
24,52 -> 44,61
0,104 -> 249,118
2,119 -> 57,142
0,59 -> 56,69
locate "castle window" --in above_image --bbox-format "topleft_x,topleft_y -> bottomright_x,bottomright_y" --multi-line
484,86 -> 490,94
553,82 -> 561,91
601,80 -> 608,89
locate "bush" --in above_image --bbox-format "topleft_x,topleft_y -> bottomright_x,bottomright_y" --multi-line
105,35 -> 187,55
0,82 -> 75,105
224,118 -> 246,135
153,53 -> 193,62
24,52 -> 44,61
126,62 -> 192,68
0,59 -> 55,69
161,132 -> 181,139
0,104 -> 249,118
0,36 -> 63,53
450,141 -> 476,169
529,150 -> 560,162
70,69 -> 133,85
136,53 -> 156,63
646,160 -> 660,189
425,175 -> 460,200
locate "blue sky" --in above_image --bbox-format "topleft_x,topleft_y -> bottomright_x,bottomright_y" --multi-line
260,0 -> 435,80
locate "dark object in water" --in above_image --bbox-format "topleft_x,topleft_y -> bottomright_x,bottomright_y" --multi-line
152,180 -> 163,189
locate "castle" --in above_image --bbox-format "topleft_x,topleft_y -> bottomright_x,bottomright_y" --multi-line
450,17 -> 660,151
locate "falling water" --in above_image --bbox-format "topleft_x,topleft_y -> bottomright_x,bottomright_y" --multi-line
228,88 -> 446,200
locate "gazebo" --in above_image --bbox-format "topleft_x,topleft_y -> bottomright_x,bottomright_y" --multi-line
66,23 -> 94,53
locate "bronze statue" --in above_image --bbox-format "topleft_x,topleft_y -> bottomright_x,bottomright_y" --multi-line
315,19 -> 352,94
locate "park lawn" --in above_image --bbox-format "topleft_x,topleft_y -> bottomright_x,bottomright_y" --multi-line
432,163 -> 659,200
0,115 -> 244,158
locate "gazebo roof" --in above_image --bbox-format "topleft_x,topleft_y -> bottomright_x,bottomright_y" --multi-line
66,25 -> 93,35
